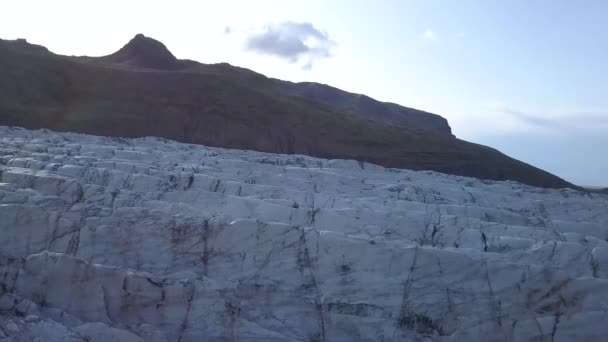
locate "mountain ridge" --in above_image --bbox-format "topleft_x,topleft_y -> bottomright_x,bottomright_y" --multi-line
274,80 -> 453,135
0,34 -> 574,189
95,34 -> 453,135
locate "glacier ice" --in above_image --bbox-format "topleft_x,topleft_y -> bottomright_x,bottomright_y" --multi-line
0,126 -> 607,341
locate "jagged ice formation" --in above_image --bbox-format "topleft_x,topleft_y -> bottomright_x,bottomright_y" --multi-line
0,126 -> 607,341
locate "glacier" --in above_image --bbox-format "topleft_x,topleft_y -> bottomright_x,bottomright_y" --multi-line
0,126 -> 607,341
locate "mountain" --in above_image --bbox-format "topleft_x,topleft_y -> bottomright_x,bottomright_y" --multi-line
1,127 -> 607,341
0,34 -> 573,189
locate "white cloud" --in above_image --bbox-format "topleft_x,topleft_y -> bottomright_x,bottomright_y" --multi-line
243,21 -> 335,70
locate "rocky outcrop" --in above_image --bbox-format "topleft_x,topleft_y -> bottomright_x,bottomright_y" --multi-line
0,35 -> 573,189
98,34 -> 180,70
0,126 -> 607,341
275,81 -> 453,135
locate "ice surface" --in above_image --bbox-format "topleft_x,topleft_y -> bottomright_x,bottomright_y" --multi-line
0,126 -> 607,341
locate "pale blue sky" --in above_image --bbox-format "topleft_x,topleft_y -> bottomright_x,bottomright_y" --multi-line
2,0 -> 607,185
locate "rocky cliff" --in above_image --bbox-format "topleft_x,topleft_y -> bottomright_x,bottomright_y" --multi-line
275,81 -> 453,135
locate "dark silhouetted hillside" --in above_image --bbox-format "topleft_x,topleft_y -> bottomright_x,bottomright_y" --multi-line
0,35 -> 574,189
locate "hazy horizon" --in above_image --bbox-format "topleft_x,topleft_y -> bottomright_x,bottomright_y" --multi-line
2,0 -> 606,186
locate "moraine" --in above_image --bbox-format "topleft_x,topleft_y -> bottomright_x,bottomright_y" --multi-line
0,126 -> 607,341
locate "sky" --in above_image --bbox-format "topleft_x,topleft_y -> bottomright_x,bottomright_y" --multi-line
2,0 -> 607,186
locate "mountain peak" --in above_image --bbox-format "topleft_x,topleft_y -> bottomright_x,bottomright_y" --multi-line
102,34 -> 179,69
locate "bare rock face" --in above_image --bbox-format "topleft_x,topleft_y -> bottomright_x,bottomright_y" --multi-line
275,81 -> 454,135
1,126 -> 607,341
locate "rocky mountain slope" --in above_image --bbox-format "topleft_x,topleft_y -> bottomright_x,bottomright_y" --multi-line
275,81 -> 452,135
1,127 -> 607,341
0,34 -> 573,189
